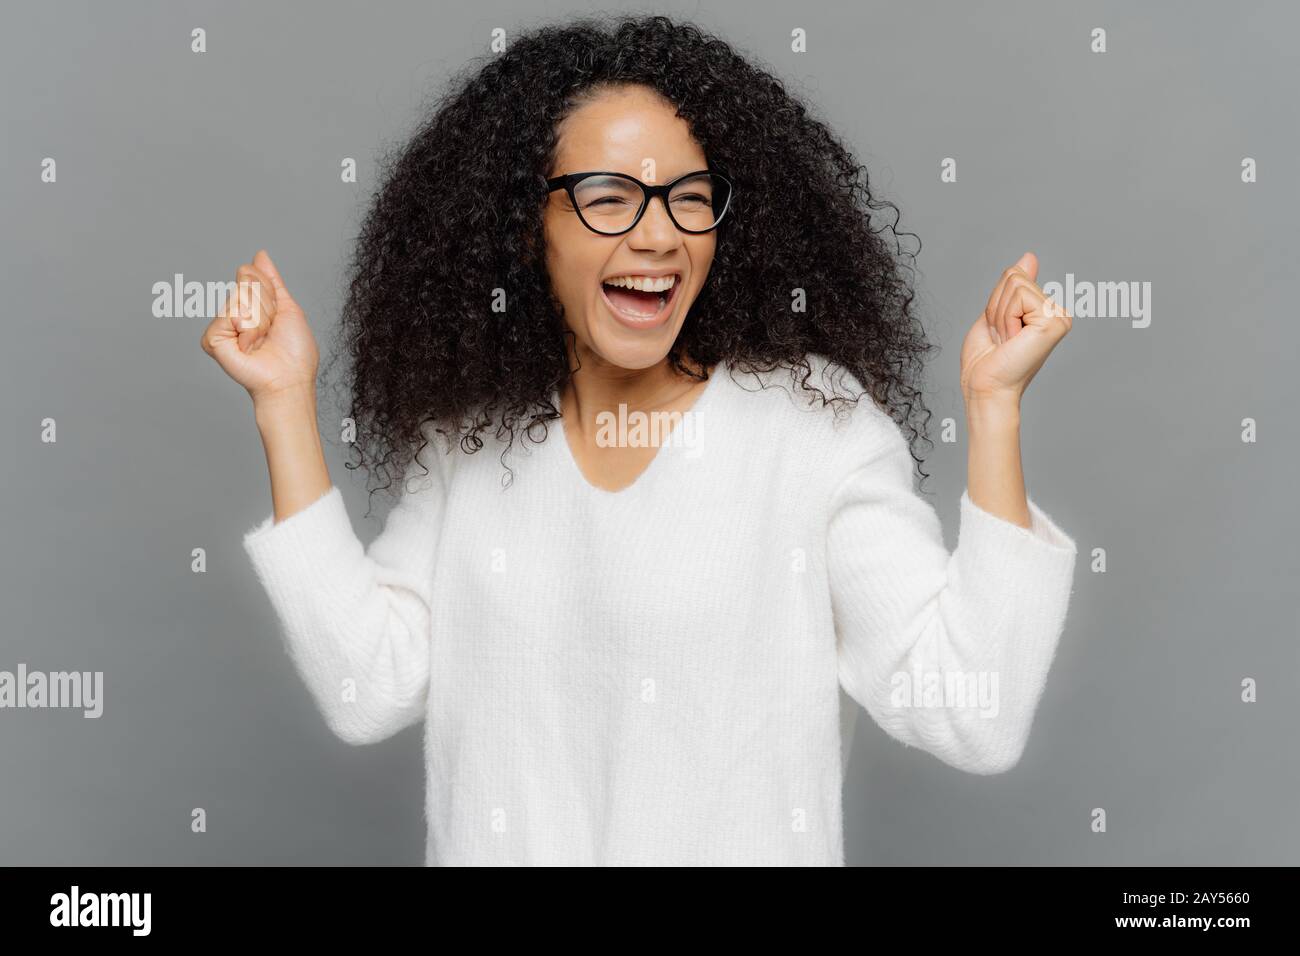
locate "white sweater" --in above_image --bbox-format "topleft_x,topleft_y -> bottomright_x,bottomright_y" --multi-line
243,356 -> 1078,866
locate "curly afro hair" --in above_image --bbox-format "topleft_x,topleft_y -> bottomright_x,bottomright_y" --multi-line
322,13 -> 936,507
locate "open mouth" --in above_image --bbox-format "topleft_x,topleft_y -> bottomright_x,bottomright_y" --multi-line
599,273 -> 681,327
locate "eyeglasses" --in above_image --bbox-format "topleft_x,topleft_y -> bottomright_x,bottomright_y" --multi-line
546,169 -> 733,236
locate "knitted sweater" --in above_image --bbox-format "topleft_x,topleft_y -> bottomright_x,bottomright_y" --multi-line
243,356 -> 1078,866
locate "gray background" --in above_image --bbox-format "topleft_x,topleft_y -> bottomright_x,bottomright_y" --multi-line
2,0 -> 1296,865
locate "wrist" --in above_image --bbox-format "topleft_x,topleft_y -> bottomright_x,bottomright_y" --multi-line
964,390 -> 1021,430
254,385 -> 318,430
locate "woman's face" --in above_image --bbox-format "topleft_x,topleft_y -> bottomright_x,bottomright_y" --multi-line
543,84 -> 717,372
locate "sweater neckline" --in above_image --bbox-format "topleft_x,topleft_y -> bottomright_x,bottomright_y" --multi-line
552,364 -> 725,497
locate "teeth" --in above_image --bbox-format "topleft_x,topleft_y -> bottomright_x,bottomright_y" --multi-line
603,274 -> 677,293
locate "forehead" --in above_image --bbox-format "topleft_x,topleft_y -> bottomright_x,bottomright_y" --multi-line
551,85 -> 707,177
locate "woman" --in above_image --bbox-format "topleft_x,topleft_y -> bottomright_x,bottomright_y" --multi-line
200,15 -> 1077,866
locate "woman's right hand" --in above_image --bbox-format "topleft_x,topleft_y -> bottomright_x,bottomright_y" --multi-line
200,250 -> 319,404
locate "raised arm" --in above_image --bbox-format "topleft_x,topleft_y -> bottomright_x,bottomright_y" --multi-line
202,250 -> 445,745
832,251 -> 1078,773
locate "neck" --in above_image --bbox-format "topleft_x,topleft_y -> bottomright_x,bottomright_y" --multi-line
561,343 -> 710,437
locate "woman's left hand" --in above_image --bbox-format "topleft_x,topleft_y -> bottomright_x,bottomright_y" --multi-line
960,251 -> 1073,405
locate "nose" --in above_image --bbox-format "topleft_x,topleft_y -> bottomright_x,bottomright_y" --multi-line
625,193 -> 683,254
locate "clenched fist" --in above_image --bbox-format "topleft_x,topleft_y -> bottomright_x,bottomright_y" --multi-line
200,250 -> 319,403
959,251 -> 1072,404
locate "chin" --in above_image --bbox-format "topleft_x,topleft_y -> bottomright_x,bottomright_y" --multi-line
579,298 -> 691,371
582,326 -> 679,371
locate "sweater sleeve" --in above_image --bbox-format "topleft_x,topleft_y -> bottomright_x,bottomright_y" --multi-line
241,450 -> 446,746
827,411 -> 1077,775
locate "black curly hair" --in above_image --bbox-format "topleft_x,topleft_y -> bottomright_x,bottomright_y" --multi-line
322,13 -> 936,507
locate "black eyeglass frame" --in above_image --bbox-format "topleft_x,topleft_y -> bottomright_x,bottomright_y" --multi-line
545,169 -> 734,236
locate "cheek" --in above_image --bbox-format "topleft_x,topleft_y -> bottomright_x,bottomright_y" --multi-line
546,241 -> 605,306
688,238 -> 717,292
547,252 -> 591,308
543,256 -> 597,336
